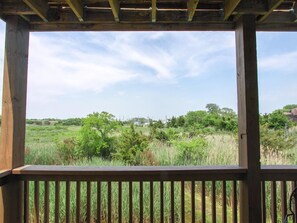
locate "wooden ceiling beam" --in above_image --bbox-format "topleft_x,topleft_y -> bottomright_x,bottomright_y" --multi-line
0,2 -> 35,15
224,0 -> 241,20
258,0 -> 284,22
187,0 -> 199,22
66,0 -> 84,22
23,0 -> 48,22
108,0 -> 120,22
151,0 -> 157,22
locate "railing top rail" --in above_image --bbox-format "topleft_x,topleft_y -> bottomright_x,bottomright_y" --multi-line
13,165 -> 247,181
261,165 -> 297,181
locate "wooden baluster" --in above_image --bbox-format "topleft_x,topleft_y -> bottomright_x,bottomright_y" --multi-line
34,181 -> 40,223
281,181 -> 287,223
271,181 -> 277,223
222,181 -> 227,223
191,181 -> 195,223
201,181 -> 206,223
44,181 -> 50,223
212,181 -> 216,223
118,181 -> 122,223
55,181 -> 60,223
66,181 -> 70,223
181,181 -> 185,223
261,181 -> 266,223
24,181 -> 30,223
232,181 -> 238,223
97,181 -> 101,223
150,181 -> 154,223
87,181 -> 91,223
76,181 -> 81,223
160,181 -> 164,223
108,181 -> 112,223
171,181 -> 175,223
140,181 -> 143,223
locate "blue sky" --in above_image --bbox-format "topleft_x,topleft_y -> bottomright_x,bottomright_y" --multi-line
0,20 -> 296,119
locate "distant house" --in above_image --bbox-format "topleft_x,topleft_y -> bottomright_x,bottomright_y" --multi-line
286,108 -> 297,122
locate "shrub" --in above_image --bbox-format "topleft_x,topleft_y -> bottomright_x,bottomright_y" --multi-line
114,124 -> 148,165
173,137 -> 208,165
57,138 -> 78,164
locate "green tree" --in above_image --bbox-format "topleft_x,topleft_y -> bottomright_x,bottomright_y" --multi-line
114,124 -> 148,165
77,112 -> 119,159
206,103 -> 220,114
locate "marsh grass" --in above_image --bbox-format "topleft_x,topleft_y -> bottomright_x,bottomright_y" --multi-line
24,125 -> 297,222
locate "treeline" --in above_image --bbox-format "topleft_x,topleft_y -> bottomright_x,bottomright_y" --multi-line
55,103 -> 297,165
26,118 -> 82,126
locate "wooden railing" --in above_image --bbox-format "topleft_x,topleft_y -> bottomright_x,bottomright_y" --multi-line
0,165 -> 296,222
13,165 -> 245,223
261,166 -> 297,223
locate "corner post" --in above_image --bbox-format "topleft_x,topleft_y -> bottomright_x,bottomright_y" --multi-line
0,16 -> 29,223
236,14 -> 261,223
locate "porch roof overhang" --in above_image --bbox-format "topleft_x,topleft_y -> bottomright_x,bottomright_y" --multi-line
0,0 -> 297,31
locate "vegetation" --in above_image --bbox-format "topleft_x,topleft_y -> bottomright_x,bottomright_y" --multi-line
22,103 -> 297,222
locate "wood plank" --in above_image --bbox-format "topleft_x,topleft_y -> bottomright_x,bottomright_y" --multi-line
201,181 -> 206,223
24,181 -> 30,223
187,0 -> 199,22
181,181 -> 185,223
261,182 -> 266,223
281,181 -> 287,222
171,181 -> 174,223
211,181 -> 216,223
66,0 -> 84,22
271,181 -> 277,223
258,0 -> 284,22
118,182 -> 122,223
55,181 -> 60,223
34,181 -> 40,223
191,181 -> 195,223
65,181 -> 70,223
0,15 -> 29,223
23,0 -> 49,22
222,181 -> 227,223
224,0 -> 241,20
108,0 -> 120,22
44,181 -> 50,223
86,182 -> 91,223
30,22 -> 236,32
160,181 -> 164,223
151,0 -> 157,22
232,181 -> 237,223
236,14 -> 261,223
150,181 -> 154,223
76,181 -> 81,223
13,165 -> 246,180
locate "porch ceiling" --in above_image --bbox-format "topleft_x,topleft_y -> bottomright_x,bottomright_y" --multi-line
0,0 -> 297,31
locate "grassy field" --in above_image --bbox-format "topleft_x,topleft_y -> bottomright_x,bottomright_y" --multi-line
24,125 -> 297,222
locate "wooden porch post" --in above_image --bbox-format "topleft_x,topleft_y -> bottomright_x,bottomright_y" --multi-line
236,15 -> 262,223
0,16 -> 29,223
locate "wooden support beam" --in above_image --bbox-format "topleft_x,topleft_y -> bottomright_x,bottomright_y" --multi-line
187,0 -> 199,22
293,2 -> 297,22
23,0 -> 48,22
258,0 -> 284,22
66,0 -> 84,22
235,14 -> 261,223
151,0 -> 157,22
224,0 -> 241,20
108,0 -> 120,22
0,16 -> 29,223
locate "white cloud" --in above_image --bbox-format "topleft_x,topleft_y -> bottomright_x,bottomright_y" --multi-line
259,51 -> 297,73
28,31 -> 235,100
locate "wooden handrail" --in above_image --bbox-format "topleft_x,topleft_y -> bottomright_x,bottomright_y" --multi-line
261,165 -> 297,181
13,165 -> 247,181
